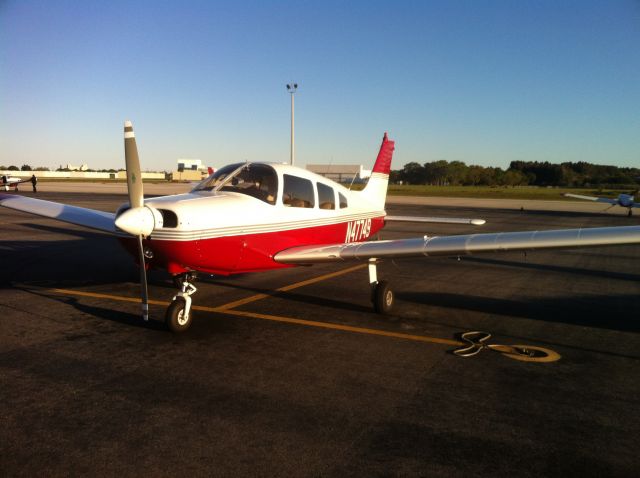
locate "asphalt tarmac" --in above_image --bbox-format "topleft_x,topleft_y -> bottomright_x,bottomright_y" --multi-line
1,190 -> 639,477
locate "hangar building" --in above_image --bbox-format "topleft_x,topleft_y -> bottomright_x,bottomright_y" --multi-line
305,164 -> 371,184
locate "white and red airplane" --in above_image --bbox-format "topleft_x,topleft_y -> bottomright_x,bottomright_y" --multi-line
2,175 -> 32,191
2,121 -> 640,332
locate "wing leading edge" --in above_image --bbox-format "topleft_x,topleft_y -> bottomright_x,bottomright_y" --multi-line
0,194 -> 116,234
274,225 -> 640,264
564,193 -> 617,205
385,215 -> 486,226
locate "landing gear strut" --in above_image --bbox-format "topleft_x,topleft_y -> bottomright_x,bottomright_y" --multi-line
368,258 -> 394,314
166,272 -> 198,332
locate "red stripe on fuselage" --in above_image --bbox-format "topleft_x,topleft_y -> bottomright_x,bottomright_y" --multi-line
120,217 -> 386,275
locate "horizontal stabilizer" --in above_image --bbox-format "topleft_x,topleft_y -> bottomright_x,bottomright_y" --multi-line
274,225 -> 640,264
0,194 -> 116,234
386,215 -> 485,226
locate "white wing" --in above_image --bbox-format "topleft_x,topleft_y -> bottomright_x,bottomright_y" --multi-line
385,215 -> 485,226
564,193 -> 617,205
274,226 -> 640,264
0,194 -> 116,233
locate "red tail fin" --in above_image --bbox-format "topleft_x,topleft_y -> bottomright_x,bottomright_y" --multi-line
360,133 -> 395,209
372,133 -> 395,175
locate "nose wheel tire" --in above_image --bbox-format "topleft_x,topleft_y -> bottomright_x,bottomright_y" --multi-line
165,298 -> 192,333
373,280 -> 394,314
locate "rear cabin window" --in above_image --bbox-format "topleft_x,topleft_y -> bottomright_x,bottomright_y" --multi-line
317,183 -> 335,210
283,174 -> 315,208
339,192 -> 348,209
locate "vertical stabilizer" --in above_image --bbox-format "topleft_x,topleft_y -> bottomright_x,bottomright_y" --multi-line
360,133 -> 395,209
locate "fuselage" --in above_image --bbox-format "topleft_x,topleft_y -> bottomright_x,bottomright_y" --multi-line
119,163 -> 386,275
2,176 -> 23,191
617,194 -> 634,208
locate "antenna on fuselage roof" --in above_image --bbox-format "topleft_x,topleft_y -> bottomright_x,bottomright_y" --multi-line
325,155 -> 334,182
348,169 -> 359,190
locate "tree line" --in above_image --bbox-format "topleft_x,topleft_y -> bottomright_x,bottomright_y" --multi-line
390,160 -> 640,188
0,164 -> 123,173
0,164 -> 50,171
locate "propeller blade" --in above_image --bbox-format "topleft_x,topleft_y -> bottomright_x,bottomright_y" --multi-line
137,235 -> 149,321
124,121 -> 149,321
124,120 -> 143,209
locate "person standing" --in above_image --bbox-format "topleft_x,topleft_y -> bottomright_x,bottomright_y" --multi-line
31,174 -> 37,192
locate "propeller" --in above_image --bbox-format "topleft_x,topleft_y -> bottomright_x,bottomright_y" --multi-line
115,120 -> 154,321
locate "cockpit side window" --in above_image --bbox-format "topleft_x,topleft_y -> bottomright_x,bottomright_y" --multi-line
193,163 -> 242,192
339,192 -> 348,209
192,163 -> 277,205
317,183 -> 335,210
282,174 -> 315,208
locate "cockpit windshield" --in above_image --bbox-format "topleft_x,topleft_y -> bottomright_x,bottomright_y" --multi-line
192,163 -> 278,205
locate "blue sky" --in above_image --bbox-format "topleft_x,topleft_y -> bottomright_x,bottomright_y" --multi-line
1,0 -> 639,172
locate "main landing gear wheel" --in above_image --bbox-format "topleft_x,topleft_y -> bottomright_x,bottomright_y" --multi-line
165,298 -> 192,333
373,280 -> 394,314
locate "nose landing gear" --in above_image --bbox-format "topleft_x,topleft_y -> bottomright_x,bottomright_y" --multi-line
166,272 -> 198,332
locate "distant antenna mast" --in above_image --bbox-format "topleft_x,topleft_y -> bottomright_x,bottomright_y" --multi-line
286,82 -> 298,165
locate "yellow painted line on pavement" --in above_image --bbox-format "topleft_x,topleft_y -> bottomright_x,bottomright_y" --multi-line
218,308 -> 463,346
50,287 -> 462,347
51,264 -> 367,310
51,288 -> 169,306
47,263 -> 557,361
46,276 -> 463,348
46,287 -> 557,361
216,264 -> 367,310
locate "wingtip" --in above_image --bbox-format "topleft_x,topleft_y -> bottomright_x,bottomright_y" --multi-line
471,219 -> 486,226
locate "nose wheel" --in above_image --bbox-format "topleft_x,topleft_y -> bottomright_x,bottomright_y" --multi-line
166,272 -> 198,332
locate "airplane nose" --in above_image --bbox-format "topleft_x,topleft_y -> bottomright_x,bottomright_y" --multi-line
115,206 -> 156,237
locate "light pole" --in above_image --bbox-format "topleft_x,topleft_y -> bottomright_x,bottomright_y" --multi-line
286,82 -> 298,165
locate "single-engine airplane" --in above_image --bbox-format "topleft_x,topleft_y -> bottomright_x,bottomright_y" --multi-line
2,175 -> 31,191
2,122 -> 640,333
563,191 -> 640,216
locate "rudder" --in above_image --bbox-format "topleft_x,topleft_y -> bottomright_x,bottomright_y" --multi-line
360,133 -> 395,209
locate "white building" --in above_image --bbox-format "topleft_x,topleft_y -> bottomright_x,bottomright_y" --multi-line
173,158 -> 209,181
66,163 -> 89,171
177,159 -> 202,172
